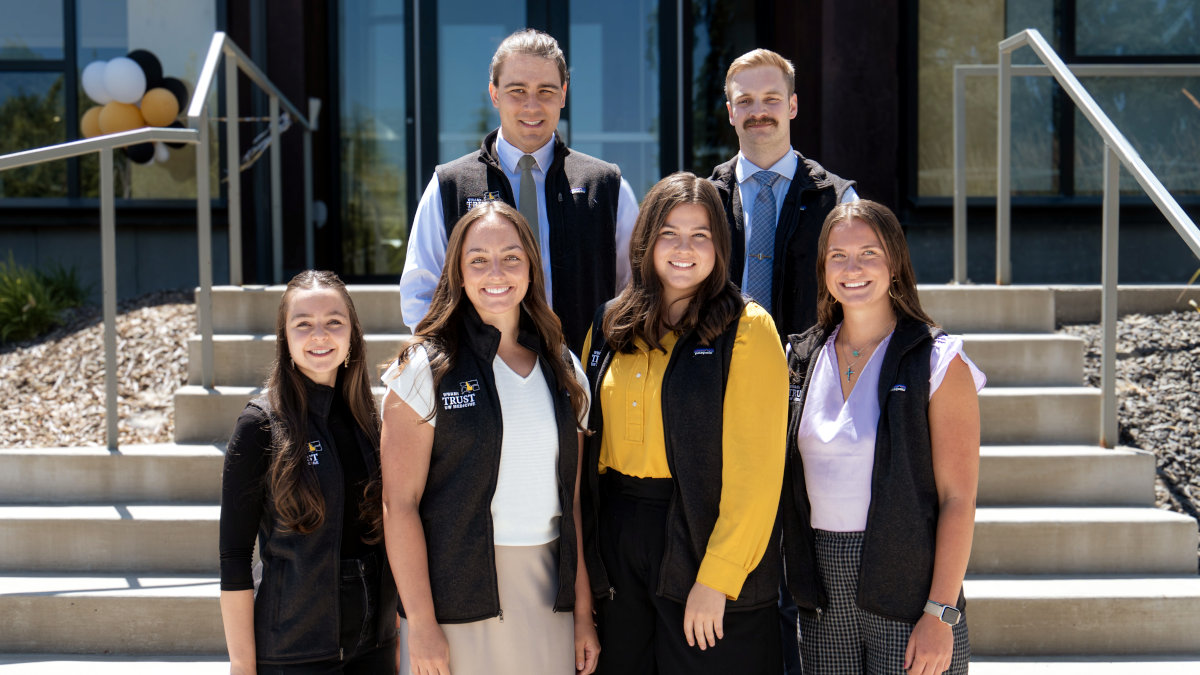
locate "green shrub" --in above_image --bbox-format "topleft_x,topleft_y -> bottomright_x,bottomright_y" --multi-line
0,254 -> 87,343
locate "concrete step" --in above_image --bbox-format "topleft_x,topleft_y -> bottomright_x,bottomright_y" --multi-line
187,333 -> 409,387
0,505 -> 218,573
210,284 -> 405,334
918,285 -> 1057,333
964,575 -> 1200,656
0,444 -> 224,504
970,507 -> 1198,575
979,387 -> 1101,445
174,385 -> 388,444
961,334 -> 1084,387
970,656 -> 1200,674
0,573 -> 224,654
0,656 -> 228,674
978,446 -> 1155,506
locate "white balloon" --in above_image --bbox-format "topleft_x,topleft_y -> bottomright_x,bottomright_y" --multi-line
154,142 -> 170,163
81,61 -> 112,104
103,57 -> 147,104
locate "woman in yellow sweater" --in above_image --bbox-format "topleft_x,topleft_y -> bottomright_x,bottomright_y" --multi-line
580,172 -> 788,674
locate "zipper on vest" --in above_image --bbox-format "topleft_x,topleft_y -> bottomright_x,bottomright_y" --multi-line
608,586 -> 616,601
339,647 -> 344,661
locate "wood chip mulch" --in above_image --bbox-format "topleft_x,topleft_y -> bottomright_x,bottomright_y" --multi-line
1,290 -> 194,448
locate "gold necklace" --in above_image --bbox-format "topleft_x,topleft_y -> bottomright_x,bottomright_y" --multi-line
837,323 -> 895,382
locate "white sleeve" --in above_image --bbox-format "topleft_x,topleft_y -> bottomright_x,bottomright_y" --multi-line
382,344 -> 437,426
614,177 -> 639,292
841,185 -> 860,203
399,175 -> 448,332
929,334 -> 987,399
569,350 -> 591,427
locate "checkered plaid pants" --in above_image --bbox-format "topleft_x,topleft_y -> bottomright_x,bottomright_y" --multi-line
798,530 -> 969,674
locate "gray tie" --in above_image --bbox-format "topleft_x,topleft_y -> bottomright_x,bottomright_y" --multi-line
517,154 -> 540,249
745,170 -> 781,312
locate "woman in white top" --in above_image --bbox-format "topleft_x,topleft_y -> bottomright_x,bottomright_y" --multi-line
782,200 -> 985,675
380,201 -> 599,675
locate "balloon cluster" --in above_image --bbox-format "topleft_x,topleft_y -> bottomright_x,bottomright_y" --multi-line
79,50 -> 190,165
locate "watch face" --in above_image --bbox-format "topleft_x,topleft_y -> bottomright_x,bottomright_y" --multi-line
940,606 -> 962,625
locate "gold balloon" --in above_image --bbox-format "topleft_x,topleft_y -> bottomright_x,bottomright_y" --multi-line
140,87 -> 180,127
98,101 -> 145,135
80,106 -> 103,138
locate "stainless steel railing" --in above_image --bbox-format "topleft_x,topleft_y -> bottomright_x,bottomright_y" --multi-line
0,31 -> 319,448
0,127 -> 201,449
952,28 -> 1200,447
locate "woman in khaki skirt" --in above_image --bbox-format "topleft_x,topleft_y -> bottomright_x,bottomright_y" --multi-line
380,200 -> 599,675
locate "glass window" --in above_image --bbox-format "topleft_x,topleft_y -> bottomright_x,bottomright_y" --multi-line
0,0 -> 64,60
436,0 -> 527,162
569,0 -> 659,198
0,72 -> 66,197
689,0 -> 750,177
339,0 -> 409,276
1076,0 -> 1200,56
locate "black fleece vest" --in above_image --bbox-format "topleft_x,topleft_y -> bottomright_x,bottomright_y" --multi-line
436,129 -> 623,351
410,305 -> 581,623
709,153 -> 855,339
581,301 -> 782,610
250,384 -> 398,664
781,318 -> 965,623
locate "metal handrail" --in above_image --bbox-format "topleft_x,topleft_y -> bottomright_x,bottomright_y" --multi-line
0,127 -> 202,449
952,63 -> 1200,284
189,31 -> 320,391
957,28 -> 1200,448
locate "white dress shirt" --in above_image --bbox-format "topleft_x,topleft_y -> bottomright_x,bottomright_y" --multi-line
399,129 -> 639,331
734,150 -> 859,290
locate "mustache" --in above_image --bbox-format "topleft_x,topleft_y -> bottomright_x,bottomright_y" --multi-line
743,116 -> 778,129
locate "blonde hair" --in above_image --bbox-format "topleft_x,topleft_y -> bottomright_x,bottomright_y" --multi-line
725,48 -> 795,99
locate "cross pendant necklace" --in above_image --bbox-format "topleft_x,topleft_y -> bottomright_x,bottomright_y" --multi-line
838,322 -> 896,383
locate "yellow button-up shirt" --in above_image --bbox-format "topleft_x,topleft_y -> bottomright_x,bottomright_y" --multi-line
583,303 -> 788,599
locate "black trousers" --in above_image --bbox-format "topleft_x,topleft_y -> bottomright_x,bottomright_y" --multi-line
595,472 -> 782,675
259,553 -> 396,675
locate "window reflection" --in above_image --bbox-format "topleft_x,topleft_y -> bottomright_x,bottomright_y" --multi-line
690,0 -> 747,177
0,0 -> 63,60
1076,0 -> 1200,56
0,72 -> 66,197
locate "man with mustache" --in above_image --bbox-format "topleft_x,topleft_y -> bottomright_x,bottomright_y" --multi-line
709,49 -> 857,339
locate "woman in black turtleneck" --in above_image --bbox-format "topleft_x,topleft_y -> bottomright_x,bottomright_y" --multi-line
219,270 -> 398,674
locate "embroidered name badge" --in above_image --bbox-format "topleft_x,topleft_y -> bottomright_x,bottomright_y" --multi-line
589,350 -> 601,367
570,186 -> 586,195
306,440 -> 323,466
789,385 -> 803,402
441,380 -> 479,410
890,384 -> 907,392
693,348 -> 714,356
483,191 -> 502,201
465,192 -> 504,210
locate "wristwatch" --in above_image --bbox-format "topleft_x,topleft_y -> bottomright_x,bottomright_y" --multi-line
923,600 -> 962,626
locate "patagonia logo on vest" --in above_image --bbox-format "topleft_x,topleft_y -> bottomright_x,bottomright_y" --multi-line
441,380 -> 480,410
465,191 -> 504,210
589,350 -> 601,367
306,440 -> 323,466
789,385 -> 803,402
890,384 -> 907,392
693,347 -> 714,357
570,186 -> 586,195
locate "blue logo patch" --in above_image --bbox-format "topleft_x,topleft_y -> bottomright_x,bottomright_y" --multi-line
890,384 -> 907,392
570,186 -> 586,195
693,348 -> 714,356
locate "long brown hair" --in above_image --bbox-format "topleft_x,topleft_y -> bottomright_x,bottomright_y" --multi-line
395,201 -> 588,426
814,200 -> 936,331
266,270 -> 383,541
603,172 -> 744,352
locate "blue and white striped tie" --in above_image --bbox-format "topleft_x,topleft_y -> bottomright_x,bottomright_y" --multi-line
745,170 -> 781,312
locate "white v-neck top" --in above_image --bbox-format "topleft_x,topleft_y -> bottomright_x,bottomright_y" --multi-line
796,325 -> 985,532
383,345 -> 589,546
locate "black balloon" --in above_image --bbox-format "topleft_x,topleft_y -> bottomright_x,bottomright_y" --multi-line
164,121 -> 189,149
159,77 -> 190,113
124,142 -> 155,164
126,49 -> 164,89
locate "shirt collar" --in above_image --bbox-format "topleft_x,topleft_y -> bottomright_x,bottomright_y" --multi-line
734,149 -> 798,185
496,127 -> 557,174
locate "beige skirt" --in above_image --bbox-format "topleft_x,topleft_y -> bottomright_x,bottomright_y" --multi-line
399,540 -> 574,675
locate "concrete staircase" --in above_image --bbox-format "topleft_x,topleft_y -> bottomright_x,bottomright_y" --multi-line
1,284 -> 1198,671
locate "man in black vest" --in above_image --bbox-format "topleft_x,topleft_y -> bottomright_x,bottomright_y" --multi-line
709,49 -> 857,339
399,29 -> 639,350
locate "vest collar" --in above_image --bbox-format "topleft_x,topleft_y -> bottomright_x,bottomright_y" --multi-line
478,128 -> 569,174
303,374 -> 337,420
460,303 -> 548,364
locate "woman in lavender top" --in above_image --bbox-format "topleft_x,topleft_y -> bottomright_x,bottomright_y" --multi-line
781,200 -> 985,675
